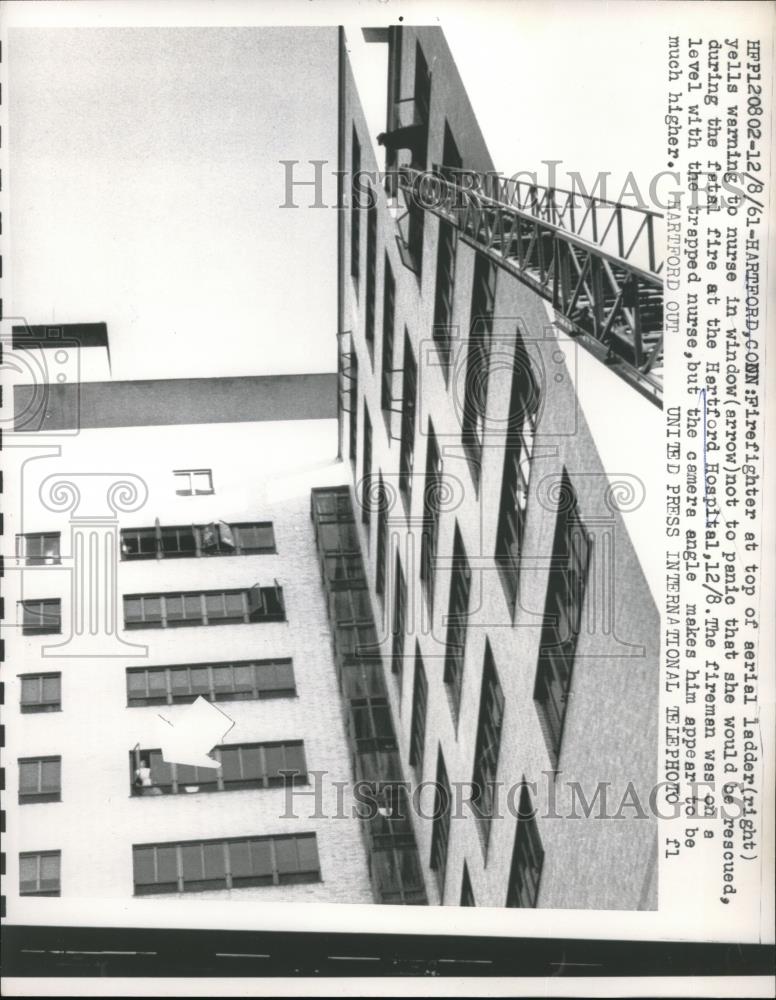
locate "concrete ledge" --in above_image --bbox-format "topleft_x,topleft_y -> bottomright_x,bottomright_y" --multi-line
14,373 -> 338,431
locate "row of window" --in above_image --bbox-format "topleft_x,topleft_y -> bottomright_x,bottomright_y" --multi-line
15,520 -> 275,564
352,259 -> 539,614
20,811 -> 541,907
19,833 -> 321,897
428,750 -> 544,908
123,585 -> 285,629
310,486 -> 428,906
409,637 -> 505,844
369,456 -> 589,768
18,659 -> 297,713
311,485 -> 542,908
18,740 -> 307,804
131,741 -> 307,795
121,521 -> 275,559
19,585 -> 286,635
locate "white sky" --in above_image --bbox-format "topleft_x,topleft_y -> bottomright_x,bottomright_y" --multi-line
7,26 -> 340,380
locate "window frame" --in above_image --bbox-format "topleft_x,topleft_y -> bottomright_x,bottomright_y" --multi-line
120,521 -> 276,561
420,421 -> 442,613
391,550 -> 407,691
506,784 -> 544,908
347,696 -> 397,753
471,641 -> 505,846
461,254 -> 497,485
173,469 -> 214,496
130,740 -> 307,796
494,328 -> 539,610
375,471 -> 388,601
123,585 -> 286,630
365,195 -> 378,359
533,475 -> 591,770
16,532 -> 61,566
460,861 -> 475,906
350,126 -> 361,286
20,599 -> 62,636
398,330 -> 418,508
408,646 -> 428,777
18,755 -> 62,804
380,256 -> 396,423
361,403 -> 373,530
443,525 -> 471,724
429,748 -> 452,895
349,348 -> 359,467
132,833 -> 321,895
20,672 -> 62,713
19,850 -> 61,897
432,218 -> 457,380
126,658 -> 296,707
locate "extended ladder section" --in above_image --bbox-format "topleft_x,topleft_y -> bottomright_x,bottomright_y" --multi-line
397,166 -> 665,406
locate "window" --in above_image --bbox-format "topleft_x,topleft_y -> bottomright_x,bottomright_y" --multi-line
133,833 -> 320,895
127,658 -> 296,707
391,551 -> 407,690
20,673 -> 61,713
442,121 -> 462,172
461,255 -> 497,482
349,349 -> 359,466
381,256 -> 396,420
340,657 -> 386,699
403,42 -> 431,279
173,469 -> 214,496
408,646 -> 428,776
19,756 -> 61,803
443,525 -> 471,723
506,784 -> 544,908
432,220 -> 457,377
406,190 -> 425,280
121,521 -> 275,560
130,741 -> 306,796
20,599 -> 61,636
433,122 -> 461,374
20,851 -> 61,897
347,697 -> 396,752
367,846 -> 427,905
351,127 -> 361,286
429,749 -> 451,893
123,585 -> 285,630
376,472 -> 388,599
534,474 -> 591,768
331,587 -> 372,628
398,331 -> 418,507
362,404 -> 373,528
16,532 -> 60,565
420,422 -> 442,611
495,330 -> 539,608
412,41 -> 431,166
460,862 -> 475,906
317,517 -> 363,589
471,641 -> 505,843
365,198 -> 378,357
311,487 -> 353,523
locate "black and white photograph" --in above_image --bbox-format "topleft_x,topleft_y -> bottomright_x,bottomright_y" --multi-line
1,0 -> 774,994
